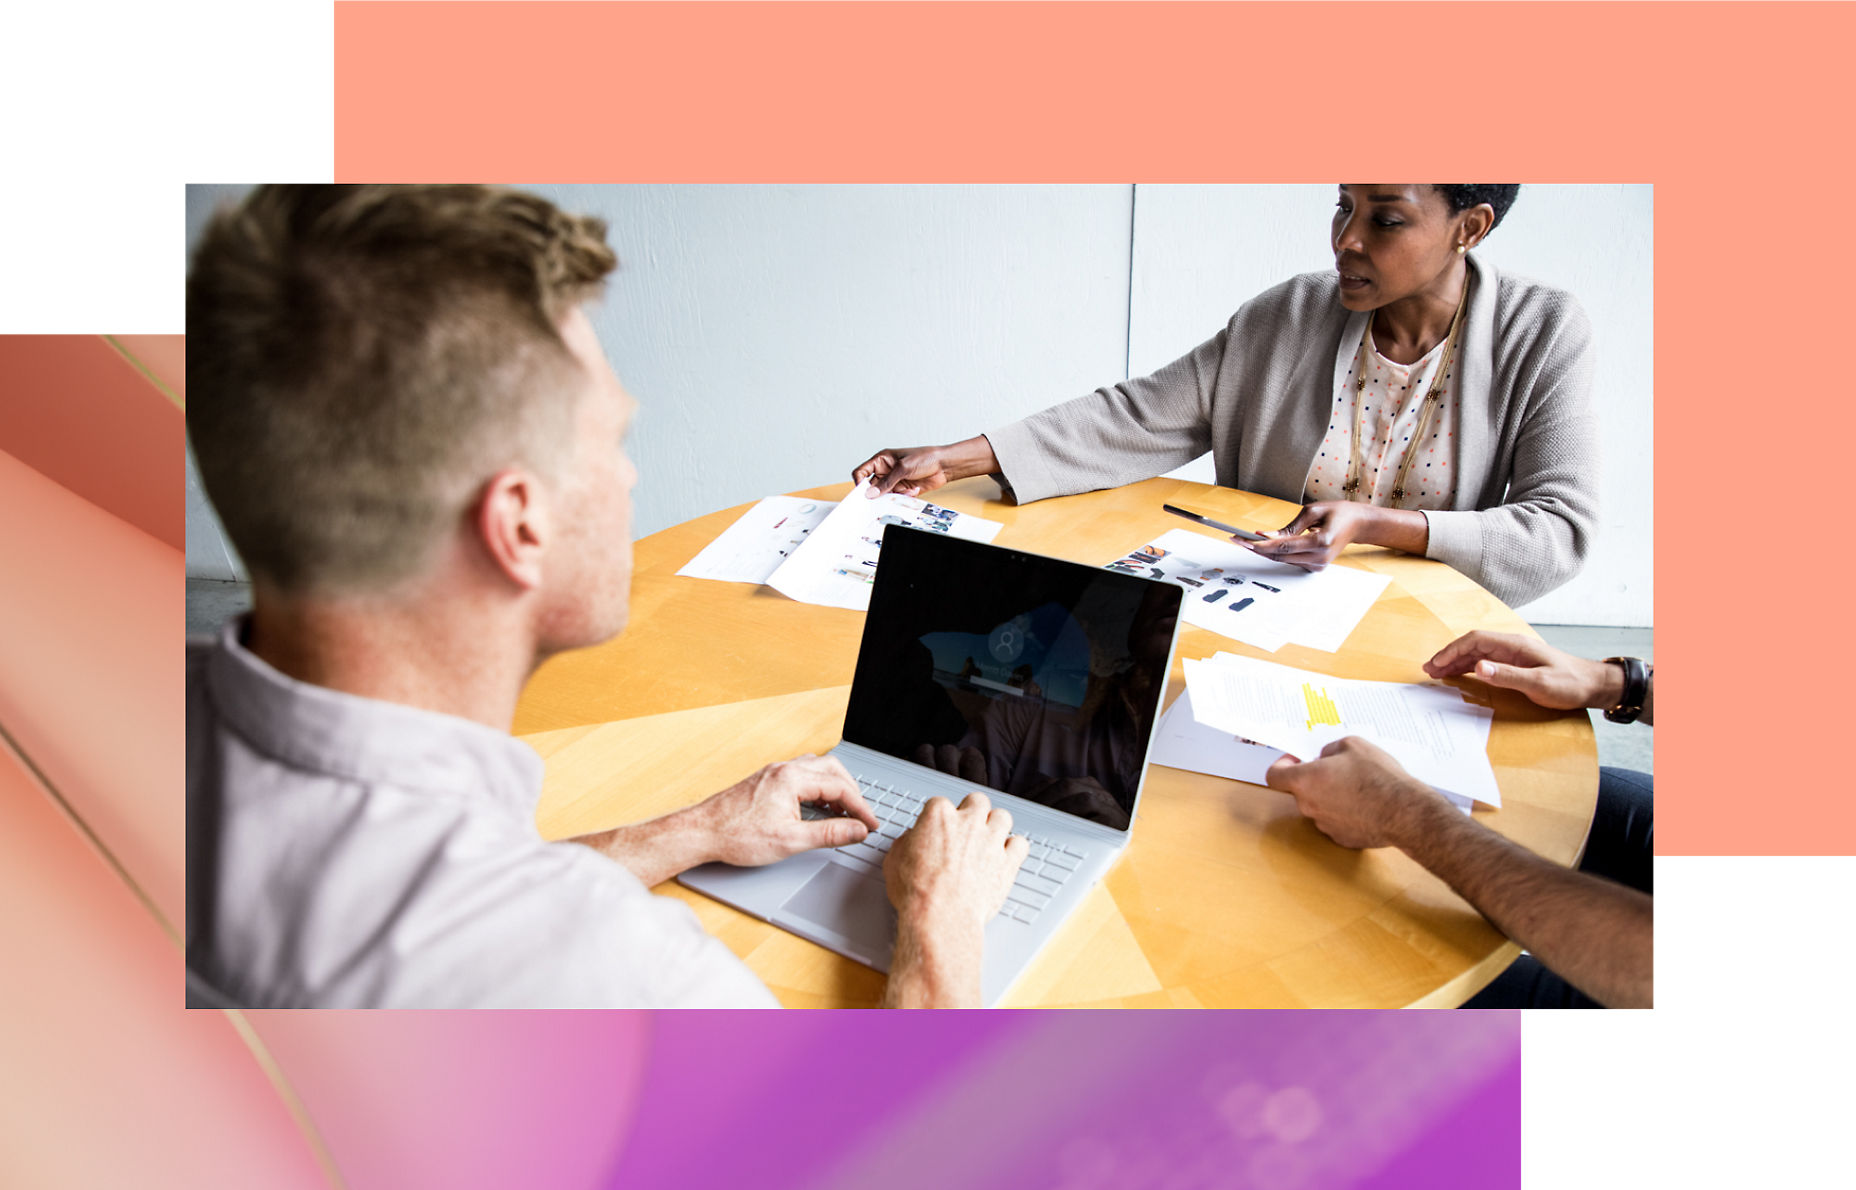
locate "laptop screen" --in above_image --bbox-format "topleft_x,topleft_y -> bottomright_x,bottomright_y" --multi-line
843,525 -> 1182,832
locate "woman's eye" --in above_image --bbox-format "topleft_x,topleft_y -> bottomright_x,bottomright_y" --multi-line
1374,219 -> 1402,228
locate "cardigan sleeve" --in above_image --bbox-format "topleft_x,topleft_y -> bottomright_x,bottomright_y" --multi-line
985,328 -> 1227,504
1421,296 -> 1601,608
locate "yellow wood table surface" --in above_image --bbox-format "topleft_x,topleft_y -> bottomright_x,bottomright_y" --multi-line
514,476 -> 1598,1008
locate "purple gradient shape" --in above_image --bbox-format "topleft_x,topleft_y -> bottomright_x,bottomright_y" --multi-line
1356,1047 -> 1521,1190
606,1011 -> 1028,1189
603,1012 -> 1518,1190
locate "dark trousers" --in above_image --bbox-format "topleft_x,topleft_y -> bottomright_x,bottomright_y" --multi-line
1460,767 -> 1653,1009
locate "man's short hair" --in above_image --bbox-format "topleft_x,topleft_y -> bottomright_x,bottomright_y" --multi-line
187,185 -> 619,594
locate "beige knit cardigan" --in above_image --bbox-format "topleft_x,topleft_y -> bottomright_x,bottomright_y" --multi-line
985,253 -> 1600,608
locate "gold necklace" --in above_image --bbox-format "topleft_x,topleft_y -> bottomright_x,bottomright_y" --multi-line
1340,278 -> 1471,507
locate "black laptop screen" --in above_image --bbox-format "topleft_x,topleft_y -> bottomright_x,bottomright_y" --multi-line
843,525 -> 1181,831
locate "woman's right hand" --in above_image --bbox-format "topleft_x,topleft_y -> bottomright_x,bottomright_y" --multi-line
851,435 -> 999,498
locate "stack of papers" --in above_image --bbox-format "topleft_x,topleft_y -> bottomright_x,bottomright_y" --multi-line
1103,529 -> 1390,653
1149,689 -> 1286,785
675,495 -> 835,584
677,481 -> 1005,611
1181,653 -> 1500,809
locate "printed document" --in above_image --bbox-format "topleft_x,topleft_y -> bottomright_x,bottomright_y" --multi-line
766,480 -> 1005,611
1104,529 -> 1390,653
676,495 -> 836,584
1150,689 -> 1285,784
1183,653 -> 1500,808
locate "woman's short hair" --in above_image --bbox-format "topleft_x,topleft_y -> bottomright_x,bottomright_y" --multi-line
1435,185 -> 1522,230
187,185 -> 618,595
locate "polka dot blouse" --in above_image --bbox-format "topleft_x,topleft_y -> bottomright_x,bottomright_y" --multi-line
1305,319 -> 1459,511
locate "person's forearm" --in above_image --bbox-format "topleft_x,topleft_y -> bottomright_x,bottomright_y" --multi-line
1397,798 -> 1653,1008
1358,507 -> 1430,555
942,435 -> 1001,483
882,908 -> 984,1008
573,806 -> 718,888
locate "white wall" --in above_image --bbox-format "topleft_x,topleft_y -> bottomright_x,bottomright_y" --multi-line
524,185 -> 1133,540
1469,185 -> 1654,625
184,184 -> 1651,626
1127,185 -> 1653,627
185,445 -> 243,581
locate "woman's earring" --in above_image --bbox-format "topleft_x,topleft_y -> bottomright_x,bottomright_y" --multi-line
1457,244 -> 1467,255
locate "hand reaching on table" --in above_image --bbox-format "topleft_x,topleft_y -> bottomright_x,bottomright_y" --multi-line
881,792 -> 1029,1008
852,435 -> 1000,498
1424,630 -> 1639,717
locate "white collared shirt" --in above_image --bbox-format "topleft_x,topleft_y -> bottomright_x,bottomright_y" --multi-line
186,620 -> 778,1008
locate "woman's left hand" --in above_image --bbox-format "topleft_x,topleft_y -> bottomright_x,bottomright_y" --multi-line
1246,501 -> 1379,571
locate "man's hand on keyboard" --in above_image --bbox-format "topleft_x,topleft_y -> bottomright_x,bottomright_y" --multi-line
572,753 -> 879,887
692,754 -> 882,868
880,792 -> 1029,1008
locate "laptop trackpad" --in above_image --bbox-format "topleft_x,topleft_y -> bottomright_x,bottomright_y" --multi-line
778,862 -> 897,961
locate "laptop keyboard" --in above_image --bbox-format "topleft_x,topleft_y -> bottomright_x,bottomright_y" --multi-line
801,773 -> 1088,925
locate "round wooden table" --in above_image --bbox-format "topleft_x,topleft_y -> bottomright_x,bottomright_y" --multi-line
514,476 -> 1599,1008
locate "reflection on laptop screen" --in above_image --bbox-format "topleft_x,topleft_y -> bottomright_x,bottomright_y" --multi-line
844,526 -> 1181,832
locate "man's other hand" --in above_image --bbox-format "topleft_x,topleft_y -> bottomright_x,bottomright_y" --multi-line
884,792 -> 1028,930
1264,737 -> 1447,850
696,754 -> 881,867
879,792 -> 1028,1007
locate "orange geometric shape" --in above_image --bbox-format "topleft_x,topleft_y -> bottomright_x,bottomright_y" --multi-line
0,335 -> 183,551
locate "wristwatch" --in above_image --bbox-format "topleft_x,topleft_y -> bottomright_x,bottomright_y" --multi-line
1602,656 -> 1650,724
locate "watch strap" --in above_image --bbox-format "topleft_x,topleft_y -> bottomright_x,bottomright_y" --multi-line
1602,656 -> 1648,724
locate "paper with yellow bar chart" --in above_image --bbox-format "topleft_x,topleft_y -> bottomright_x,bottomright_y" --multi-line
1183,653 -> 1501,808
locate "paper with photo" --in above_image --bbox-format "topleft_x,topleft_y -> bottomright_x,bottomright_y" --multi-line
676,495 -> 836,584
1102,529 -> 1302,651
1184,652 -> 1500,808
1150,689 -> 1285,785
766,479 -> 1005,611
1102,528 -> 1391,654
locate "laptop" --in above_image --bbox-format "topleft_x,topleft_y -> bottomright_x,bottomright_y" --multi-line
679,523 -> 1184,1006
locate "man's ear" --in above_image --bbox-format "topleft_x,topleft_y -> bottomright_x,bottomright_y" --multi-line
474,468 -> 549,591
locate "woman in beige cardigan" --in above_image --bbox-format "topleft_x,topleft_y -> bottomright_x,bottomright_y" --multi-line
852,185 -> 1599,608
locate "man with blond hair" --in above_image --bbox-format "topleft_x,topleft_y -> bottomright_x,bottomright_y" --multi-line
186,185 -> 1025,1008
